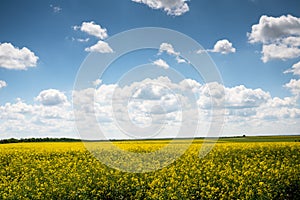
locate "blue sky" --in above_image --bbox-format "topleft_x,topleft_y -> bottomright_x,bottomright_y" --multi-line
0,0 -> 300,139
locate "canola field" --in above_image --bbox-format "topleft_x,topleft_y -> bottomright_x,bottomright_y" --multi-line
0,137 -> 299,199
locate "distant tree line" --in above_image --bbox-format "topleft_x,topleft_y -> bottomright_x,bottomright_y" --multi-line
0,137 -> 81,144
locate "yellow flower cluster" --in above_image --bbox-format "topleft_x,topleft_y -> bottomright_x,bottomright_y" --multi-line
0,141 -> 299,199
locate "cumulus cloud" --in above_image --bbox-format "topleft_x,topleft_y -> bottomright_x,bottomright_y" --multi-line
35,89 -> 68,106
197,83 -> 270,110
248,14 -> 300,62
211,39 -> 236,54
152,59 -> 169,69
256,96 -> 300,121
285,79 -> 300,97
248,15 -> 300,44
158,42 -> 186,63
284,61 -> 300,76
93,79 -> 102,87
225,85 -> 270,108
73,21 -> 113,53
176,57 -> 186,63
261,43 -> 300,63
0,96 -> 75,139
72,77 -> 300,139
2,78 -> 300,139
73,77 -> 195,139
132,0 -> 190,16
85,41 -> 113,53
0,80 -> 7,89
159,43 -> 180,56
0,43 -> 38,70
74,21 -> 108,40
198,39 -> 236,55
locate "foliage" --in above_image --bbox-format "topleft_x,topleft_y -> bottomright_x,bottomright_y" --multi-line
0,137 -> 81,144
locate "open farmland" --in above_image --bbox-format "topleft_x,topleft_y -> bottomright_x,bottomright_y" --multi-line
0,136 -> 299,199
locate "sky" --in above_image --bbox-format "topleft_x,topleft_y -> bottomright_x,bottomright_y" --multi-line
0,0 -> 300,139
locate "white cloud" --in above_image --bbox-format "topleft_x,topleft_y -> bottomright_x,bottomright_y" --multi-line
248,15 -> 300,44
197,83 -> 270,110
93,79 -> 102,87
85,40 -> 113,53
225,85 -> 270,108
261,43 -> 300,63
2,78 -> 300,139
282,36 -> 300,47
266,97 -> 296,108
77,38 -> 90,43
211,39 -> 236,54
0,99 -> 33,121
0,43 -> 38,70
152,59 -> 169,69
248,14 -> 300,62
74,21 -> 108,40
132,81 -> 172,100
256,96 -> 300,121
50,5 -> 62,13
285,79 -> 300,97
35,89 -> 68,106
158,42 -> 186,63
73,21 -> 113,53
176,57 -> 186,63
73,77 -> 192,139
132,0 -> 190,16
159,43 -> 179,56
73,77 -> 300,139
284,61 -> 300,76
197,39 -> 236,55
0,80 -> 7,89
0,97 -> 75,139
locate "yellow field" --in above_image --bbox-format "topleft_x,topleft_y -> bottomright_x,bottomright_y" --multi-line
0,140 -> 299,199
